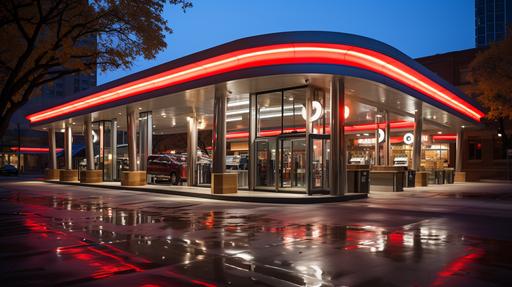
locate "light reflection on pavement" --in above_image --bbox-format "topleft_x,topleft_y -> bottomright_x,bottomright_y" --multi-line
1,180 -> 512,286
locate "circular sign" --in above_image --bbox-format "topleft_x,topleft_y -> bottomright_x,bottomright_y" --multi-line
301,101 -> 323,122
378,129 -> 385,143
403,132 -> 414,144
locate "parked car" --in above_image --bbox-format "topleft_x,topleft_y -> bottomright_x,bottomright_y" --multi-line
147,154 -> 187,185
0,164 -> 19,176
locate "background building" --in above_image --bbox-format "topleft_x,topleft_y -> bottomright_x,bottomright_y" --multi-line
475,0 -> 512,47
416,48 -> 512,181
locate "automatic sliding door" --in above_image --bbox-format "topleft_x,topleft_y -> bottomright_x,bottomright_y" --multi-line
255,139 -> 276,189
279,137 -> 306,191
309,135 -> 330,194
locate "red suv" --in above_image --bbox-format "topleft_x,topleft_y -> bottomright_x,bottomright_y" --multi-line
147,154 -> 187,185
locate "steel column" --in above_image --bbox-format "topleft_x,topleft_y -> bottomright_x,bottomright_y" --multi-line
48,127 -> 57,169
127,109 -> 137,171
456,128 -> 464,172
248,93 -> 257,190
412,105 -> 423,171
329,78 -> 347,196
375,114 -> 381,165
212,87 -> 226,174
112,119 -> 118,180
384,110 -> 391,166
187,116 -> 198,186
138,112 -> 152,171
85,118 -> 94,170
64,124 -> 73,170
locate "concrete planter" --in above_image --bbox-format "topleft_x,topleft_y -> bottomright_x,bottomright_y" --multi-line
80,170 -> 103,183
211,173 -> 238,194
59,169 -> 78,182
45,168 -> 62,180
121,171 -> 147,186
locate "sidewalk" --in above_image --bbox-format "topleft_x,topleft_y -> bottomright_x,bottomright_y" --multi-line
46,180 -> 368,204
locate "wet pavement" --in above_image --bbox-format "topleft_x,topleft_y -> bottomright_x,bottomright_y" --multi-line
1,179 -> 512,286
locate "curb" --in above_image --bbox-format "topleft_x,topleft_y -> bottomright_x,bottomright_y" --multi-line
46,180 -> 368,204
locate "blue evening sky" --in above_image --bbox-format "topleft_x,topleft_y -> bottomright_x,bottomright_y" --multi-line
98,0 -> 475,84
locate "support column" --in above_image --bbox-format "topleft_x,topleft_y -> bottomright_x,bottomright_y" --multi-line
187,116 -> 198,186
85,118 -> 94,170
139,112 -> 152,172
454,128 -> 466,182
127,109 -> 137,171
121,108 -> 146,186
59,124 -> 78,181
248,93 -> 257,190
375,114 -> 381,166
211,87 -> 237,194
384,110 -> 391,166
112,119 -> 118,181
412,105 -> 423,171
45,127 -> 60,179
81,117 -> 102,183
329,78 -> 347,196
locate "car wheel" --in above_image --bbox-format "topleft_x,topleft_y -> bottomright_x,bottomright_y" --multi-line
170,172 -> 179,185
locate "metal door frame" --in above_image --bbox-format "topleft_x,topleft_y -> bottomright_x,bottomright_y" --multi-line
308,134 -> 330,195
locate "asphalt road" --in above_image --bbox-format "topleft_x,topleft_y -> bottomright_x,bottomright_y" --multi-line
1,178 -> 512,286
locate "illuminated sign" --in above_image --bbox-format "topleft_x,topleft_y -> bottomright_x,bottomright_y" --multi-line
403,132 -> 414,144
378,129 -> 385,143
301,101 -> 323,122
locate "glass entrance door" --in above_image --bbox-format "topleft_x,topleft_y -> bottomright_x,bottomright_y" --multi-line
309,135 -> 330,194
279,137 -> 306,190
255,136 -> 306,192
255,138 -> 276,189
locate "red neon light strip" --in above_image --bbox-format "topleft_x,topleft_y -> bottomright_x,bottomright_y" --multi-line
226,122 -> 413,139
10,147 -> 64,153
27,43 -> 485,123
355,136 -> 404,145
432,134 -> 457,141
344,120 -> 415,132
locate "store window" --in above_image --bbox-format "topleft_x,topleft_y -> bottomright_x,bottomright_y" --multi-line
256,87 -> 308,137
257,91 -> 282,136
311,89 -> 328,134
492,135 -> 506,160
283,88 -> 306,134
226,93 -> 250,188
468,137 -> 482,160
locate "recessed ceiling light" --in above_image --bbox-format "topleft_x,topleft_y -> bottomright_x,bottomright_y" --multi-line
138,107 -> 142,110
437,131 -> 442,134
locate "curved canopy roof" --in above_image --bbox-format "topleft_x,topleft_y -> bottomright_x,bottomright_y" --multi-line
27,31 -> 485,125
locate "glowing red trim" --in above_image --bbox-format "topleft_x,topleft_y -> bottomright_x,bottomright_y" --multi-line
345,120 -> 415,132
226,123 -> 413,139
355,136 -> 403,145
432,134 -> 457,141
10,147 -> 63,153
27,43 -> 485,123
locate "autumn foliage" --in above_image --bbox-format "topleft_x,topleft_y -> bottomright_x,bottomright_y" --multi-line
0,0 -> 191,136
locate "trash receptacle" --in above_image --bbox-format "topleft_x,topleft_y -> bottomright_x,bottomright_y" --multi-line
444,168 -> 454,184
347,170 -> 357,193
406,170 -> 416,187
435,169 -> 445,184
358,170 -> 370,193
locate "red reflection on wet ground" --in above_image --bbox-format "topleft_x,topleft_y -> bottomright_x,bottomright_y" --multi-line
387,232 -> 404,245
204,211 -> 215,229
432,247 -> 484,286
166,270 -> 217,287
57,242 -> 143,279
24,214 -> 65,238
